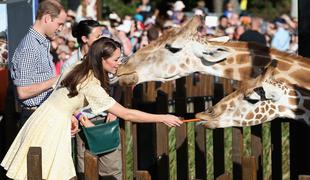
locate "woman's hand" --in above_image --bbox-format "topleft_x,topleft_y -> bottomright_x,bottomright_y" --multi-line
160,114 -> 183,127
106,113 -> 117,122
79,115 -> 94,127
71,116 -> 80,136
73,112 -> 95,127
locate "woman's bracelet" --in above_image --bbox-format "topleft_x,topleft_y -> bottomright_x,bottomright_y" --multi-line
75,112 -> 83,121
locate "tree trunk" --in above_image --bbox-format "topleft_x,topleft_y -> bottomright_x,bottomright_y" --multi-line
213,0 -> 224,14
291,0 -> 298,18
230,0 -> 240,14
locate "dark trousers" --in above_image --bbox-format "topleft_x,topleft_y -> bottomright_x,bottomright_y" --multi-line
17,108 -> 36,130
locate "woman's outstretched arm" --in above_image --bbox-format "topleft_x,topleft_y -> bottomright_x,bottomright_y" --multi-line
107,102 -> 183,127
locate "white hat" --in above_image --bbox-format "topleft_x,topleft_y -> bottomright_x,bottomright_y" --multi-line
174,1 -> 185,11
115,24 -> 130,33
194,9 -> 204,16
109,12 -> 121,22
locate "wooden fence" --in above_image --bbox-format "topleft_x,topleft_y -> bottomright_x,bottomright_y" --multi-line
117,74 -> 310,180
20,74 -> 310,179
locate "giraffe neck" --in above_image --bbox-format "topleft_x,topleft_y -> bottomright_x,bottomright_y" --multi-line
207,41 -> 310,90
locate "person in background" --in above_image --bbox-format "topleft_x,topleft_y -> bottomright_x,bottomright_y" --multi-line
9,0 -> 67,129
192,0 -> 209,16
271,18 -> 291,51
1,37 -> 183,180
167,0 -> 186,25
215,15 -> 229,36
61,20 -> 102,72
288,31 -> 298,54
135,0 -> 153,20
76,0 -> 97,22
61,19 -> 124,179
233,25 -> 245,40
54,44 -> 70,75
239,17 -> 266,45
114,19 -> 133,56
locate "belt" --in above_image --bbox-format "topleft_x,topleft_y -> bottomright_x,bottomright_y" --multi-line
21,106 -> 39,110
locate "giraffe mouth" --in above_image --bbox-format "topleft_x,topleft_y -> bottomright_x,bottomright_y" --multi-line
117,72 -> 139,86
116,61 -> 139,86
195,108 -> 219,129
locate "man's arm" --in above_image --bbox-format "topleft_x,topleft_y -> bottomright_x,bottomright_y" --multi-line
16,76 -> 59,100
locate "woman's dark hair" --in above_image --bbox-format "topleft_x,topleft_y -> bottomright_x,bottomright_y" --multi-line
61,37 -> 121,98
72,20 -> 101,46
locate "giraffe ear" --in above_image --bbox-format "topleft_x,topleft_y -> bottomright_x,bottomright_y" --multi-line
262,82 -> 283,101
208,36 -> 230,42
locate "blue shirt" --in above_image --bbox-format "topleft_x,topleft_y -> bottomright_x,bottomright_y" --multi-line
10,27 -> 55,107
271,27 -> 291,51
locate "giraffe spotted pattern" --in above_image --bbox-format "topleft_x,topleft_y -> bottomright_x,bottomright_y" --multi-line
196,66 -> 310,128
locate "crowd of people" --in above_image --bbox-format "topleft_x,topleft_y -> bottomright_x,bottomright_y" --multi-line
46,0 -> 299,78
0,0 -> 300,179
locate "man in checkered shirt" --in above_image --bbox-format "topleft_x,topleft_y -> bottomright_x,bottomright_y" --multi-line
9,0 -> 67,129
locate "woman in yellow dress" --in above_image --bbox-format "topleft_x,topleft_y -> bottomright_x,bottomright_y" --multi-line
1,37 -> 183,180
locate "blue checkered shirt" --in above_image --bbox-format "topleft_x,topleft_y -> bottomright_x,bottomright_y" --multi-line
9,27 -> 55,107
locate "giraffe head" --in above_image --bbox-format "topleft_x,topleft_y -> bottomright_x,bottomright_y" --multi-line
116,16 -> 234,85
196,66 -> 310,128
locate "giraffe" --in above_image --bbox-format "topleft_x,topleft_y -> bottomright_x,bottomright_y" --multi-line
116,15 -> 310,91
0,39 -> 8,69
195,65 -> 310,128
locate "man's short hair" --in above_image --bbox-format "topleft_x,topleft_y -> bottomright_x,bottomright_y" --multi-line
36,0 -> 64,20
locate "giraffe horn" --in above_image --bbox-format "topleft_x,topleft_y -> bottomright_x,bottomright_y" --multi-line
180,15 -> 203,35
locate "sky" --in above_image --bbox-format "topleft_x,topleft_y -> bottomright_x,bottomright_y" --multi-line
0,4 -> 7,32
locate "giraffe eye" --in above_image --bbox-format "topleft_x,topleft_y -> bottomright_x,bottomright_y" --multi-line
165,44 -> 182,53
245,98 -> 260,104
217,48 -> 228,52
244,89 -> 261,104
253,87 -> 267,101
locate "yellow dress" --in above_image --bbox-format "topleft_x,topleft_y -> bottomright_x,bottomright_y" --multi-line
1,74 -> 116,180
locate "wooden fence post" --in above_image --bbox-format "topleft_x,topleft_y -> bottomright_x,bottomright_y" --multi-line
136,170 -> 151,180
155,91 -> 169,179
216,172 -> 231,180
213,80 -> 225,179
271,119 -> 282,179
195,124 -> 207,180
251,124 -> 263,180
176,123 -> 188,180
299,175 -> 310,180
84,150 -> 99,180
27,147 -> 42,180
242,156 -> 257,180
232,127 -> 243,180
